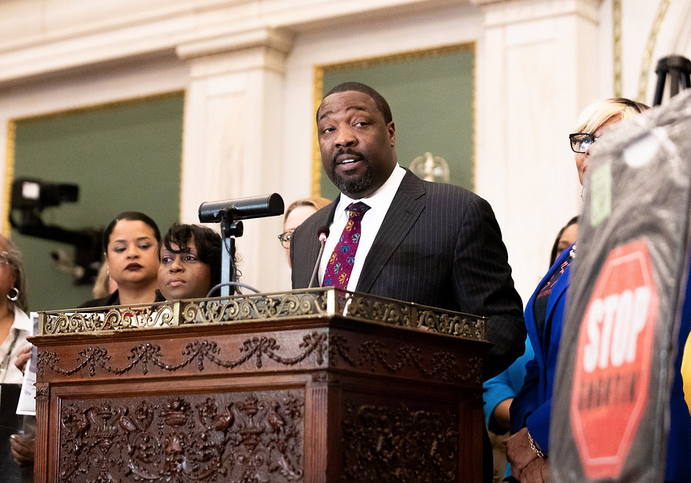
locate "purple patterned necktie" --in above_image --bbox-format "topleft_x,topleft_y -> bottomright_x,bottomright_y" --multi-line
323,202 -> 370,289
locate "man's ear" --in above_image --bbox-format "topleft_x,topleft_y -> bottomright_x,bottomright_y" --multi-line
387,121 -> 396,147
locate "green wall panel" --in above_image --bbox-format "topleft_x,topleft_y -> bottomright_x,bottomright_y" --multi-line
319,46 -> 475,200
10,93 -> 183,311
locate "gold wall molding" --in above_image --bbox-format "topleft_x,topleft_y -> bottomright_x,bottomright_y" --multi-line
3,121 -> 16,237
612,0 -> 623,97
637,0 -> 672,102
311,43 -> 475,196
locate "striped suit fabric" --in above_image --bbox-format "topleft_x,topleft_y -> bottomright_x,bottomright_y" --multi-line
291,169 -> 525,380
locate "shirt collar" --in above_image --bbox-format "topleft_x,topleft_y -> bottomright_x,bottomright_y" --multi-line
10,307 -> 33,333
335,165 -> 406,216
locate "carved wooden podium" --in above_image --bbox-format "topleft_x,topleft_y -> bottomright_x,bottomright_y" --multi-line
31,288 -> 488,483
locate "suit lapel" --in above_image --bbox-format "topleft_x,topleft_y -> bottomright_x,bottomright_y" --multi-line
356,171 -> 426,293
526,247 -> 572,368
545,264 -> 569,323
525,249 -> 569,368
293,201 -> 338,288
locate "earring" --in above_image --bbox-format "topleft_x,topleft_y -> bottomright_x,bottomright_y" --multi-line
7,287 -> 19,302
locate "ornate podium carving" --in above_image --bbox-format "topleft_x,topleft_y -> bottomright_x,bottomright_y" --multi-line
32,288 -> 488,483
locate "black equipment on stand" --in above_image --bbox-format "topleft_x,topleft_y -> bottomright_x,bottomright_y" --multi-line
198,193 -> 284,296
653,55 -> 691,106
9,178 -> 102,285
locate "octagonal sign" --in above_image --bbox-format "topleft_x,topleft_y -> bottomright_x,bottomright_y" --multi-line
570,240 -> 658,479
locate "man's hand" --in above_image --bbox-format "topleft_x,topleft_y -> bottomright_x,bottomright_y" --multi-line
10,433 -> 34,467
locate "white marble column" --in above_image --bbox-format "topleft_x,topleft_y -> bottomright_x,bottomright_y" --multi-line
177,27 -> 294,292
471,0 -> 603,300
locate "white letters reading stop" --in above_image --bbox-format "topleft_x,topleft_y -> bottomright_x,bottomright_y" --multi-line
583,287 -> 651,373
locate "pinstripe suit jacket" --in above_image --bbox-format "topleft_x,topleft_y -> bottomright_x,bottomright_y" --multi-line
291,170 -> 525,379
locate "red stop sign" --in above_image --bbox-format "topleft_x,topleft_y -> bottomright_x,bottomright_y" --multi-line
570,240 -> 658,479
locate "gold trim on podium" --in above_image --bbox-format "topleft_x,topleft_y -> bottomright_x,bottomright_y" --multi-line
39,288 -> 486,340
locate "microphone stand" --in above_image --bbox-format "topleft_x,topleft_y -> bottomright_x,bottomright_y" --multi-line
219,212 -> 243,297
308,240 -> 326,289
308,229 -> 329,289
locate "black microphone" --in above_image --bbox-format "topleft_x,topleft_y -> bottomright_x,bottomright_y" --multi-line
308,226 -> 330,289
198,193 -> 284,222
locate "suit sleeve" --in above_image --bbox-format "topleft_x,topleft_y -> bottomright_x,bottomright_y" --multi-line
453,196 -> 526,380
510,354 -> 551,451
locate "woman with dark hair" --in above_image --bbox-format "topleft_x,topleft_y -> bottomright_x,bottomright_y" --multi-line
81,211 -> 161,307
158,224 -> 222,300
549,216 -> 578,267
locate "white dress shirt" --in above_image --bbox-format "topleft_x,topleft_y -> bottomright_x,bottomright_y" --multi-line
0,307 -> 32,384
319,165 -> 406,290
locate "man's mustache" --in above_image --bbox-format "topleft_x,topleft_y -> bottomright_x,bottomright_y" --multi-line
332,148 -> 366,166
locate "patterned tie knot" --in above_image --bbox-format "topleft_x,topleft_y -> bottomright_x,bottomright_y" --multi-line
347,202 -> 370,219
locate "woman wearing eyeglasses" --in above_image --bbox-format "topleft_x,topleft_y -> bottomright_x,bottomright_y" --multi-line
158,223 -> 222,300
0,236 -> 31,386
0,236 -> 33,482
506,98 -> 667,483
279,197 -> 331,268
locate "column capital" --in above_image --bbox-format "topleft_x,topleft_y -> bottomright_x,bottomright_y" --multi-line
470,0 -> 603,26
176,27 -> 295,76
177,27 -> 294,60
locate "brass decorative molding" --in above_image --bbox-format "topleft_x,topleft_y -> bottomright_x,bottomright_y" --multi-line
342,402 -> 458,482
612,0 -> 623,97
637,0 -> 672,102
2,120 -> 16,237
58,391 -> 304,483
44,303 -> 178,334
39,289 -> 486,341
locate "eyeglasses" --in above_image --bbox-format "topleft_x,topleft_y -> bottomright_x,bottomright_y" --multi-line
0,251 -> 11,266
278,231 -> 294,249
569,133 -> 599,153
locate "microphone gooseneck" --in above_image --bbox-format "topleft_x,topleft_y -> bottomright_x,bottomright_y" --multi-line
308,226 -> 330,289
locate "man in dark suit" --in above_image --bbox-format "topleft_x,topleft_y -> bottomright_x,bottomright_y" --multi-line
291,81 -> 524,378
291,82 -> 525,481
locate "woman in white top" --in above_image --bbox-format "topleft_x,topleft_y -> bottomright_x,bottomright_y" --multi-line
0,235 -> 32,483
0,235 -> 31,385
